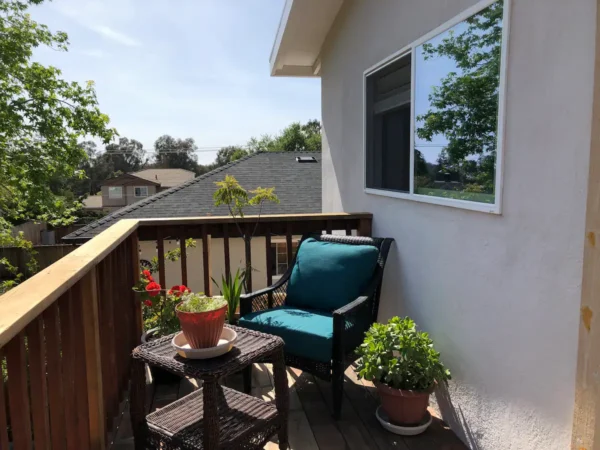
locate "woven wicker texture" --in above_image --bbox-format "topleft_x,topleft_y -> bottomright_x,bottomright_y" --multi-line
132,325 -> 284,380
145,386 -> 280,450
239,233 -> 394,419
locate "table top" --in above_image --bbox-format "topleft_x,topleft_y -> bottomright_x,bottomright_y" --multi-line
132,325 -> 284,380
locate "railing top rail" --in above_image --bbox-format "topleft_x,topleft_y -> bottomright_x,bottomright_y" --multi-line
0,212 -> 373,347
135,212 -> 373,227
0,219 -> 139,347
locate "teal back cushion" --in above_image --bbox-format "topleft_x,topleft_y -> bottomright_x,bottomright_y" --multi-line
286,238 -> 379,311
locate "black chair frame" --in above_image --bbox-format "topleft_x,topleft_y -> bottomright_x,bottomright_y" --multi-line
239,233 -> 394,419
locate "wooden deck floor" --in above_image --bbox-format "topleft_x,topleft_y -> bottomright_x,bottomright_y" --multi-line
110,363 -> 467,450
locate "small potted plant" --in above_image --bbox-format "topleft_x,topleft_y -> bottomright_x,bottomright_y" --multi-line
176,294 -> 228,348
212,268 -> 244,325
356,317 -> 451,426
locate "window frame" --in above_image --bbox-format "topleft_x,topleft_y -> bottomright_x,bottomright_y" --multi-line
108,186 -> 123,199
362,0 -> 511,214
134,186 -> 149,198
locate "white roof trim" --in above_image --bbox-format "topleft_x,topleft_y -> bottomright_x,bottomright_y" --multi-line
269,0 -> 343,77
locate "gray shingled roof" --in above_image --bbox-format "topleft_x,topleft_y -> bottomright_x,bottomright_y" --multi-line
64,152 -> 321,241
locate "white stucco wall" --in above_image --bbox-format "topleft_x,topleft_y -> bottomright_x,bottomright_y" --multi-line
320,0 -> 595,448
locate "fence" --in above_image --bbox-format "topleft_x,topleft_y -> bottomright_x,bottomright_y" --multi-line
0,245 -> 76,278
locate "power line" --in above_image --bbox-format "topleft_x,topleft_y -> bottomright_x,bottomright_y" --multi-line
100,145 -> 251,156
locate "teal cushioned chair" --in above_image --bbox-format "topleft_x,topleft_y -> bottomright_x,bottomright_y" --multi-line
239,233 -> 394,419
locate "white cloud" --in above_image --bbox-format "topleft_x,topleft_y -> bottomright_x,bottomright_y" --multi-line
91,25 -> 141,47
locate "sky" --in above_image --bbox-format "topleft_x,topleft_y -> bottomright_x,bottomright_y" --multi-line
29,0 -> 321,165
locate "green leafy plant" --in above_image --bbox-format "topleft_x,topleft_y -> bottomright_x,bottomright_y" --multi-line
132,270 -> 190,336
177,294 -> 227,313
213,175 -> 279,292
212,268 -> 244,324
356,317 -> 451,391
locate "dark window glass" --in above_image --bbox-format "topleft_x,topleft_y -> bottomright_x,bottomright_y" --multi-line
365,53 -> 412,192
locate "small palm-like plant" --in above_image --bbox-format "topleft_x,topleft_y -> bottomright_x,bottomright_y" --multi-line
213,268 -> 244,324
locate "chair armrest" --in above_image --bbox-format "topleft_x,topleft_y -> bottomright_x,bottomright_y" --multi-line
332,276 -> 381,358
239,273 -> 290,316
333,295 -> 370,317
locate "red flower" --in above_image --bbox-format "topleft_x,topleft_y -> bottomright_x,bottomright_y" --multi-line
142,270 -> 154,283
144,299 -> 153,307
168,285 -> 191,297
145,281 -> 161,297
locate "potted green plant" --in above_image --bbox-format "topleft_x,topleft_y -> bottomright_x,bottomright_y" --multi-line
176,294 -> 228,348
356,317 -> 451,426
212,268 -> 244,325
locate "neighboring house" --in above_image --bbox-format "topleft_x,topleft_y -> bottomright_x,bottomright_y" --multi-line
82,195 -> 103,212
132,168 -> 195,192
97,169 -> 195,212
99,173 -> 161,212
270,1 -> 596,449
63,152 -> 321,292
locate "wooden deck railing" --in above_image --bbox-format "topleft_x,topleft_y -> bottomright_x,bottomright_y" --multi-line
0,212 -> 372,449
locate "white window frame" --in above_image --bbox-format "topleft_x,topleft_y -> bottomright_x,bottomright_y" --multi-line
362,0 -> 510,214
108,186 -> 123,199
134,186 -> 149,198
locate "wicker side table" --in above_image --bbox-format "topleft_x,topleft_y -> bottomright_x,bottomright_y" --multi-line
130,326 -> 289,450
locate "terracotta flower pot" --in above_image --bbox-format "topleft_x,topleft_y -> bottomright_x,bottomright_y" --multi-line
176,303 -> 227,349
375,381 -> 434,426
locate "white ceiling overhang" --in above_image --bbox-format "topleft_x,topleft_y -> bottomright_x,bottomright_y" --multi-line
269,0 -> 344,77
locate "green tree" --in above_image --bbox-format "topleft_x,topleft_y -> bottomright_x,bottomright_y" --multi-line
213,175 -> 279,292
416,1 -> 503,192
214,146 -> 249,167
153,135 -> 200,173
0,0 -> 116,291
245,120 -> 322,153
103,137 -> 148,173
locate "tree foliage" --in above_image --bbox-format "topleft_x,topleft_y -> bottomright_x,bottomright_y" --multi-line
213,175 -> 279,292
153,135 -> 200,173
0,0 -> 116,291
214,146 -> 248,167
104,137 -> 148,173
246,119 -> 321,153
416,1 -> 503,192
0,0 -> 116,226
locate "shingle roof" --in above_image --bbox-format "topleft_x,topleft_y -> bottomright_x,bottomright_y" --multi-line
132,168 -> 195,188
64,152 -> 322,241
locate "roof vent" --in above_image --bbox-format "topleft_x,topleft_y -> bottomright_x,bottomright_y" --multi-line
296,156 -> 317,163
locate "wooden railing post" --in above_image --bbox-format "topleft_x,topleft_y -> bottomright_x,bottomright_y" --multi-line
179,228 -> 188,287
358,218 -> 372,237
202,225 -> 212,296
131,233 -> 142,342
81,268 -> 106,450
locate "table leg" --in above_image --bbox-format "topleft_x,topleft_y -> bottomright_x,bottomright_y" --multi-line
272,350 -> 289,450
130,358 -> 146,450
203,380 -> 220,450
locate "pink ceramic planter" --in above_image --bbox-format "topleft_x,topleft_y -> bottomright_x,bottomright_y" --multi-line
176,304 -> 227,349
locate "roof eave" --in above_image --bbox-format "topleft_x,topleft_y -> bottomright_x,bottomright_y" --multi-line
269,0 -> 343,77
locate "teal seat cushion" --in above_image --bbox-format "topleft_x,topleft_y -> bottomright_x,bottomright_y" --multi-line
286,238 -> 379,311
238,306 -> 333,363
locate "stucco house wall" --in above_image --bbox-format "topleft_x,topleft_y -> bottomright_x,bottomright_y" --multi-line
101,184 -> 158,208
319,0 -> 595,448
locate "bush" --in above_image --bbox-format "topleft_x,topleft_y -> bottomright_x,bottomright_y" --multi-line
356,317 -> 451,391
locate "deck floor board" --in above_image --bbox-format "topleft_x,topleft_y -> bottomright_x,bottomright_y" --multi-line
110,364 -> 467,450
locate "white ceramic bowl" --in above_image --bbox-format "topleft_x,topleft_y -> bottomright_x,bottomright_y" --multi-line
172,327 -> 237,359
375,406 -> 432,436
